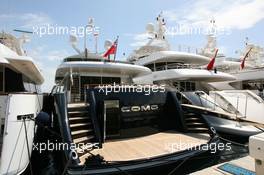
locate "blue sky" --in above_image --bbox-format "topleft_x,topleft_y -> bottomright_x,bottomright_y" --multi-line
1,0 -> 264,92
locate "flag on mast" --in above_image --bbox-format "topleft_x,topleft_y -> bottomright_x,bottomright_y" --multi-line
240,47 -> 252,70
206,49 -> 219,70
103,36 -> 118,59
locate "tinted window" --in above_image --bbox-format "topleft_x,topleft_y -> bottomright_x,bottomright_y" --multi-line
5,67 -> 25,92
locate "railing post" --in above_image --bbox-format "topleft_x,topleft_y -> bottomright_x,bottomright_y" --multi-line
244,95 -> 248,118
214,93 -> 216,110
236,96 -> 239,119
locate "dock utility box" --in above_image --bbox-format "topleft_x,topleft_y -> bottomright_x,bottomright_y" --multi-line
249,133 -> 264,175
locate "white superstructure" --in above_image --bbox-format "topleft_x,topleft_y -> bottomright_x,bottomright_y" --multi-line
200,21 -> 264,94
55,20 -> 151,103
0,32 -> 44,174
128,14 -> 235,92
209,90 -> 264,124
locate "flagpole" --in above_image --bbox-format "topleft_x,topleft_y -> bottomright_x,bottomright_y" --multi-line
240,47 -> 252,70
114,36 -> 119,61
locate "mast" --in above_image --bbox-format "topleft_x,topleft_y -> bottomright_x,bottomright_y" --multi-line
201,19 -> 218,57
146,12 -> 170,50
156,12 -> 166,40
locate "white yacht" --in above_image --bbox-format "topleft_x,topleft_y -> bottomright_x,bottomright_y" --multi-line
200,21 -> 264,94
127,15 -> 261,142
55,51 -> 152,103
0,32 -> 44,174
48,20 -> 221,175
197,20 -> 264,123
128,14 -> 236,92
190,21 -> 264,140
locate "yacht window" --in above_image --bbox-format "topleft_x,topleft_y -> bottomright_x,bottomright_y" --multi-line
173,81 -> 196,92
5,67 -> 25,92
79,76 -> 121,101
22,75 -> 39,93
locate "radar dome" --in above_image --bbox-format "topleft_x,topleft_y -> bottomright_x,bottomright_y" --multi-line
69,34 -> 78,45
146,23 -> 155,34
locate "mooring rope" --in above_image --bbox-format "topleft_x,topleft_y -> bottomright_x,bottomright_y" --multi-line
23,118 -> 33,175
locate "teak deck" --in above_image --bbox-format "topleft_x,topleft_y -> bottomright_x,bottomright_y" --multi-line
80,131 -> 210,164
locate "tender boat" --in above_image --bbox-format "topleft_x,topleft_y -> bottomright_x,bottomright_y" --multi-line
0,32 -> 44,174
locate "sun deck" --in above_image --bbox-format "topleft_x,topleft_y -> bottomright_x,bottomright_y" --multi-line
80,130 -> 210,164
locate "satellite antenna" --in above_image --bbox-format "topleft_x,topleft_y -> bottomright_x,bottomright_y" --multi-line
13,29 -> 33,43
20,34 -> 31,43
70,34 -> 81,54
146,23 -> 155,34
13,29 -> 33,55
146,23 -> 155,39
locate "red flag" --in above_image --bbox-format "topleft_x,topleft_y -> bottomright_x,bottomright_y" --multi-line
241,47 -> 252,70
103,37 -> 118,58
206,49 -> 219,70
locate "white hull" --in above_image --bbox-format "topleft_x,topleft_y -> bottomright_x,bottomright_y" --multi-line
0,93 -> 43,175
133,69 -> 235,83
203,115 -> 261,138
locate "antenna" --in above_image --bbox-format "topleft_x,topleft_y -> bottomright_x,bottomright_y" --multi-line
83,18 -> 100,57
93,30 -> 99,54
209,18 -> 217,36
84,17 -> 94,58
13,29 -> 33,34
156,12 -> 166,40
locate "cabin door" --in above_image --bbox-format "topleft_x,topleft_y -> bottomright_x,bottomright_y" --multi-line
103,100 -> 120,140
70,74 -> 81,102
0,65 -> 4,93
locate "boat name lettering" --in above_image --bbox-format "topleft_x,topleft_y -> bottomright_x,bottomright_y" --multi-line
121,105 -> 159,112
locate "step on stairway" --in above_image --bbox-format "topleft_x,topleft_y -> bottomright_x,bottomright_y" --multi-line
184,112 -> 209,133
67,103 -> 96,159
